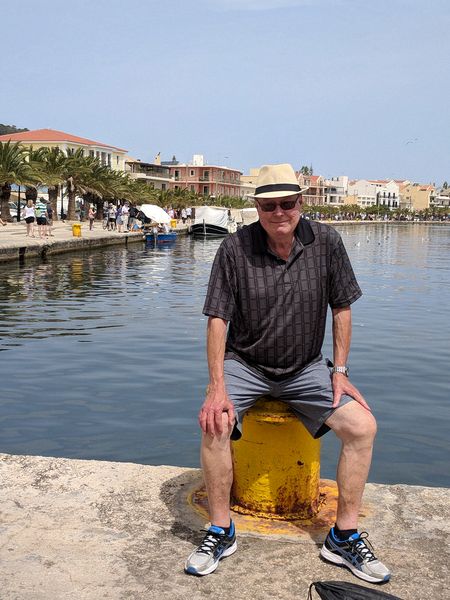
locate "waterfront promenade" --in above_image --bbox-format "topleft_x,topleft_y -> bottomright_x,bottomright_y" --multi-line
0,452 -> 448,600
0,220 -> 157,263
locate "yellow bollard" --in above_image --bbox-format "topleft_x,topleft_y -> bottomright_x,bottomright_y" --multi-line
72,223 -> 82,237
231,399 -> 321,520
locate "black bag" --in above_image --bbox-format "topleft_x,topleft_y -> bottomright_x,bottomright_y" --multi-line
308,581 -> 403,600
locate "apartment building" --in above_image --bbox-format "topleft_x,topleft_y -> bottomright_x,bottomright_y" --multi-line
125,157 -> 174,191
0,128 -> 127,171
400,182 -> 434,210
347,179 -> 402,208
432,187 -> 450,208
164,155 -> 242,197
324,176 -> 348,205
239,167 -> 259,200
297,174 -> 325,205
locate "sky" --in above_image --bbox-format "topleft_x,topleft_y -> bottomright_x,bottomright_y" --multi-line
1,0 -> 449,184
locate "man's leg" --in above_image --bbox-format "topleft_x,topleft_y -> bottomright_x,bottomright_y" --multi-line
185,412 -> 236,576
200,411 -> 234,528
321,401 -> 390,583
325,400 -> 377,529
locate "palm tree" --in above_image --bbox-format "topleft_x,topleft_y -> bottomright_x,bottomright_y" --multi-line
34,147 -> 66,220
64,148 -> 94,220
0,141 -> 33,221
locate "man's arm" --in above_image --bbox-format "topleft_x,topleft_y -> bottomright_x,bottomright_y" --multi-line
198,316 -> 235,436
331,306 -> 370,411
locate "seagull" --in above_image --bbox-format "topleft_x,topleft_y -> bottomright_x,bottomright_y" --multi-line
405,138 -> 419,145
355,241 -> 361,247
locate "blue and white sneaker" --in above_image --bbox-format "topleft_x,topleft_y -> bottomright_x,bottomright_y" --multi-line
320,528 -> 390,583
185,522 -> 237,576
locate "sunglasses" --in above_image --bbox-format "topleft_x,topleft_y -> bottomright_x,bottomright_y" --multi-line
256,198 -> 299,212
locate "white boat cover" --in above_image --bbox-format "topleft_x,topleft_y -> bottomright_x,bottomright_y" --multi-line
139,204 -> 171,224
193,206 -> 229,228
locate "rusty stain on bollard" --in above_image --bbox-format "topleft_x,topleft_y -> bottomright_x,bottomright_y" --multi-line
189,478 -> 345,540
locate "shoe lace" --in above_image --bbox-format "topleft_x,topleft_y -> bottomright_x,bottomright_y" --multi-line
196,530 -> 224,556
350,531 -> 377,562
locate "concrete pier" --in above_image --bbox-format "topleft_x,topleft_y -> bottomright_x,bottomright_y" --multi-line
0,221 -> 189,263
0,453 -> 448,599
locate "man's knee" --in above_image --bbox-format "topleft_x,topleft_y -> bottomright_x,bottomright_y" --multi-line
330,402 -> 377,443
201,413 -> 233,449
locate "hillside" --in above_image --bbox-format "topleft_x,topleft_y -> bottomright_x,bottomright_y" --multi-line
0,124 -> 29,135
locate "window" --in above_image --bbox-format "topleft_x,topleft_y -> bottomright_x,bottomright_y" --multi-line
190,185 -> 195,192
175,170 -> 180,181
108,154 -> 111,167
162,184 -> 166,191
203,186 -> 209,195
190,170 -> 195,177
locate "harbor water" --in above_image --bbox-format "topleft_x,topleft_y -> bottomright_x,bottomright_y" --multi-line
0,223 -> 448,487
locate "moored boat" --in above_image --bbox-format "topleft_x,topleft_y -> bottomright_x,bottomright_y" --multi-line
139,204 -> 178,246
189,206 -> 237,238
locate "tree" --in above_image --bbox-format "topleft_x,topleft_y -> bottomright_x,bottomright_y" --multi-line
33,147 -> 67,220
299,165 -> 313,176
63,149 -> 97,220
0,124 -> 29,135
0,141 -> 33,221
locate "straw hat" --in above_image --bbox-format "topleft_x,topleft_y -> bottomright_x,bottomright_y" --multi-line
252,163 -> 308,199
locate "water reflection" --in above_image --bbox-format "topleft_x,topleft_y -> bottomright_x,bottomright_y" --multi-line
0,225 -> 449,487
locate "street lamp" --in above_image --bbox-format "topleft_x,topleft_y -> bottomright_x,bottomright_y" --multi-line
16,185 -> 23,222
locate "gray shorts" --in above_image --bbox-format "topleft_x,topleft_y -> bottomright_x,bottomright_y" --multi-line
224,358 -> 353,441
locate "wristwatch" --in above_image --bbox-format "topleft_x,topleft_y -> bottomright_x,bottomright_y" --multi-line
331,365 -> 349,377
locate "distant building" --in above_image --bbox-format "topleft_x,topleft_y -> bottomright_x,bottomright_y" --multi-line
0,128 -> 127,171
400,182 -> 434,210
125,157 -> 174,191
430,186 -> 450,208
297,174 -> 325,205
324,176 -> 349,206
347,179 -> 403,209
239,167 -> 259,200
165,155 -> 242,197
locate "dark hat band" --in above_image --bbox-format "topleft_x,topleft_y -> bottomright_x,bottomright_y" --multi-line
255,183 -> 301,195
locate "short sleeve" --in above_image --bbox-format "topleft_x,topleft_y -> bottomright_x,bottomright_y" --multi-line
329,236 -> 362,308
202,242 -> 237,321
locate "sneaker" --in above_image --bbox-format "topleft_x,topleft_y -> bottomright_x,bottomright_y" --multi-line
320,528 -> 390,583
185,522 -> 237,576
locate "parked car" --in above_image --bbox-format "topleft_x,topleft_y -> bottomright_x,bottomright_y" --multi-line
8,201 -> 26,220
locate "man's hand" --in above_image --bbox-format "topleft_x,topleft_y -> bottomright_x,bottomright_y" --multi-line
331,373 -> 371,412
198,382 -> 235,437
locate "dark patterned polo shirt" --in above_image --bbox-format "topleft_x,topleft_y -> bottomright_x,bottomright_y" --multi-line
203,218 -> 362,379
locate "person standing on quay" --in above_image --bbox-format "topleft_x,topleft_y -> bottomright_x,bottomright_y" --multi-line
35,196 -> 48,238
185,164 -> 390,584
46,200 -> 54,236
108,203 -> 116,231
88,205 -> 96,231
22,200 -> 36,237
121,202 -> 129,231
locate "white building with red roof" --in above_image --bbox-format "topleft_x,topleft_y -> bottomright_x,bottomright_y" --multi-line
0,128 -> 128,171
347,179 -> 406,209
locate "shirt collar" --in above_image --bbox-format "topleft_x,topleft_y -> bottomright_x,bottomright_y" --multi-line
251,218 -> 315,254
